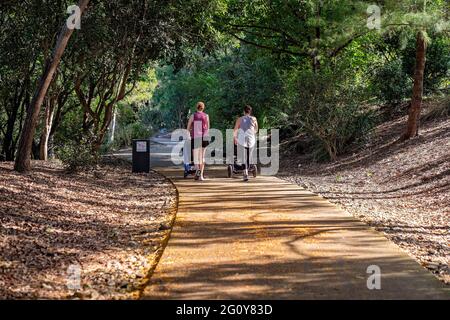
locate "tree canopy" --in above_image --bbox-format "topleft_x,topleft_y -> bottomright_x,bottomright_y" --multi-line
0,0 -> 448,168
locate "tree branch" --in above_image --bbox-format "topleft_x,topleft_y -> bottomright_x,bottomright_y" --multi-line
228,32 -> 307,57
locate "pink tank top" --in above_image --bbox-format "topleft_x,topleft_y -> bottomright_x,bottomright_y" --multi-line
191,112 -> 209,139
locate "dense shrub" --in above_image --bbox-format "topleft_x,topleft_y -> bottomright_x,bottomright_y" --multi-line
56,135 -> 99,172
371,32 -> 449,104
139,105 -> 164,131
113,122 -> 152,149
422,95 -> 450,121
284,70 -> 376,161
151,48 -> 283,132
401,33 -> 450,94
372,59 -> 412,104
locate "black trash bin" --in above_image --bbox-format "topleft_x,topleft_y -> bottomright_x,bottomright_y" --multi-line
132,139 -> 150,173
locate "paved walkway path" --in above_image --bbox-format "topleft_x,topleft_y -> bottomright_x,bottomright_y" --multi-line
124,140 -> 449,299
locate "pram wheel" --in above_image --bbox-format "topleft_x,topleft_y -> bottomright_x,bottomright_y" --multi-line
252,165 -> 258,178
227,165 -> 233,178
184,163 -> 195,179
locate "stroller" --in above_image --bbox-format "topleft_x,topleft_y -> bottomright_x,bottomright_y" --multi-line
183,139 -> 197,179
227,145 -> 258,179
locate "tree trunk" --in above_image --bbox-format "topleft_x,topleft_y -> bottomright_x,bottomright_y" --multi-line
31,140 -> 40,160
39,99 -> 56,161
14,94 -> 29,158
14,0 -> 90,172
48,135 -> 55,159
3,79 -> 29,161
109,109 -> 117,143
3,108 -> 19,161
93,105 -> 115,152
402,30 -> 427,141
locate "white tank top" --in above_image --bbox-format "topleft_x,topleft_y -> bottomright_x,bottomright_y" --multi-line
238,115 -> 256,148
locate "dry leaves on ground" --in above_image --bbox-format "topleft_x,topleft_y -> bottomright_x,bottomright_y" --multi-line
280,114 -> 449,284
0,159 -> 177,299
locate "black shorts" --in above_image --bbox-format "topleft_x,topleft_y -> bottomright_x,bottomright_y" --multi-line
191,138 -> 210,149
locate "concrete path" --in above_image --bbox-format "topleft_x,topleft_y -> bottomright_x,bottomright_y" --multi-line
124,140 -> 449,299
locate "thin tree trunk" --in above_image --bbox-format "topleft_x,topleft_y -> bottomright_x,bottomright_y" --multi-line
402,30 -> 427,141
48,136 -> 55,159
39,99 -> 56,161
3,108 -> 19,161
14,0 -> 90,172
31,140 -> 40,160
110,109 -> 117,143
15,94 -> 28,156
4,84 -> 22,161
3,78 -> 30,161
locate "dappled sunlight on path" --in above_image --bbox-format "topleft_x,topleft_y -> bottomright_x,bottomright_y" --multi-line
142,167 -> 449,299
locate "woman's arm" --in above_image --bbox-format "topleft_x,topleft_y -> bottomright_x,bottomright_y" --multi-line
254,117 -> 259,133
233,117 -> 241,144
206,115 -> 210,131
187,115 -> 194,132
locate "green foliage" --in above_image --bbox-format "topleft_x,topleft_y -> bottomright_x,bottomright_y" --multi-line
373,59 -> 412,103
1,0 -> 449,165
152,64 -> 219,129
209,48 -> 284,130
138,104 -> 164,132
113,122 -> 152,149
112,71 -> 158,148
283,69 -> 376,161
367,29 -> 449,104
56,134 -> 99,173
217,0 -> 375,65
401,33 -> 450,93
152,46 -> 284,131
52,102 -> 85,147
0,0 -> 222,160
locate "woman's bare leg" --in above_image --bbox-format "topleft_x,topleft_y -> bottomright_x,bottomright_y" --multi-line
193,148 -> 201,180
192,148 -> 198,169
200,147 -> 207,179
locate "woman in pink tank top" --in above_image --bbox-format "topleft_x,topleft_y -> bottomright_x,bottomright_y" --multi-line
187,102 -> 210,181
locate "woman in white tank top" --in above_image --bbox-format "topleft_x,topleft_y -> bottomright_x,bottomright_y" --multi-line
233,105 -> 259,181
